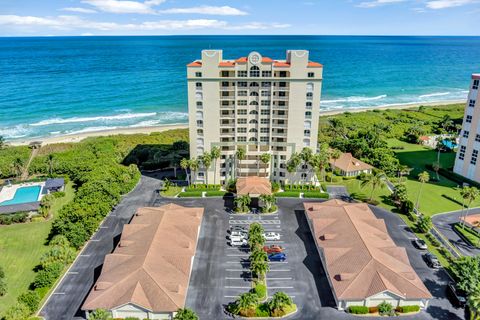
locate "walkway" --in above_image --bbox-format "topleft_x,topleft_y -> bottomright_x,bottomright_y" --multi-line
21,147 -> 38,180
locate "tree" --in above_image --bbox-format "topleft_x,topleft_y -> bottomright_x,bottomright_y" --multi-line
0,135 -> 4,149
286,152 -> 301,187
316,144 -> 330,182
268,292 -> 293,314
17,291 -> 40,313
468,291 -> 480,320
360,170 -> 386,202
259,194 -> 276,213
415,215 -> 432,233
174,308 -> 199,320
250,260 -> 270,281
234,292 -> 258,315
260,153 -> 271,178
330,149 -> 341,182
180,158 -> 190,186
432,162 -> 440,181
234,195 -> 251,213
47,154 -> 56,177
201,152 -> 212,185
415,171 -> 430,211
211,146 -> 221,186
188,158 -> 199,184
300,147 -> 313,184
461,187 -> 480,228
12,157 -> 24,179
451,256 -> 480,295
236,147 -> 246,178
89,309 -> 112,320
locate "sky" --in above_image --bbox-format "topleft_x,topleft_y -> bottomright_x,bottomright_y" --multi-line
0,0 -> 479,36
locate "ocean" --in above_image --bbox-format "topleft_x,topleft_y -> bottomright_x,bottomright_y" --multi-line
0,35 -> 479,141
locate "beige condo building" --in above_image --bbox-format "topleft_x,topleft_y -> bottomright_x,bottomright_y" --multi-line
454,73 -> 480,182
186,50 -> 323,185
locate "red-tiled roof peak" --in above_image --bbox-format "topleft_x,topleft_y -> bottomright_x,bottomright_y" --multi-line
187,61 -> 202,67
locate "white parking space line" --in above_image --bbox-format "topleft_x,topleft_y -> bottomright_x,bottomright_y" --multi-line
224,295 -> 240,298
267,278 -> 292,280
269,261 -> 288,264
265,241 -> 284,244
225,286 -> 251,289
268,286 -> 294,289
227,254 -> 249,257
268,295 -> 296,299
268,269 -> 291,272
226,269 -> 249,272
79,254 -> 90,257
226,277 -> 252,280
90,239 -> 100,242
67,272 -> 78,275
52,292 -> 65,295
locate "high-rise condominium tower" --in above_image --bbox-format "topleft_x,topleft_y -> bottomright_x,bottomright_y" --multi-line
454,74 -> 480,182
187,50 -> 323,185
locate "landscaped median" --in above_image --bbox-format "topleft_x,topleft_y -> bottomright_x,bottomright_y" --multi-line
453,223 -> 480,248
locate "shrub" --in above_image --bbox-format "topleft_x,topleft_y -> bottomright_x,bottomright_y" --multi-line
205,191 -> 227,197
53,191 -> 66,198
0,212 -> 29,225
17,291 -> 40,313
275,191 -> 300,198
368,306 -> 378,313
347,306 -> 368,314
33,262 -> 63,288
0,278 -> 7,296
2,302 -> 31,320
303,191 -> 329,199
271,182 -> 280,193
89,309 -> 112,320
378,301 -> 393,316
0,265 -> 5,278
252,283 -> 267,300
397,305 -> 420,313
255,303 -> 270,317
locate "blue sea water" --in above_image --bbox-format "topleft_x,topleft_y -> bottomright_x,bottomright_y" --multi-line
0,35 -> 479,140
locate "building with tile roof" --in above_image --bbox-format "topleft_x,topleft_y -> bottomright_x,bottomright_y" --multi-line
82,204 -> 204,319
329,152 -> 373,177
304,200 -> 431,310
236,176 -> 272,197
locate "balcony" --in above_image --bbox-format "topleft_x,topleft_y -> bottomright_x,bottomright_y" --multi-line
220,86 -> 235,91
272,114 -> 288,119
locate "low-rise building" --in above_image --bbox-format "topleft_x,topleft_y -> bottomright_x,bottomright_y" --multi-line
329,152 -> 373,177
82,204 -> 204,319
304,200 -> 431,310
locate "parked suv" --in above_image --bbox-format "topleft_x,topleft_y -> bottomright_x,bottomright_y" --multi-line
229,238 -> 248,247
228,231 -> 247,240
447,282 -> 467,308
412,238 -> 428,250
423,253 -> 441,269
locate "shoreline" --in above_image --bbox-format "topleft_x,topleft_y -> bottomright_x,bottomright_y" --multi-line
7,99 -> 465,147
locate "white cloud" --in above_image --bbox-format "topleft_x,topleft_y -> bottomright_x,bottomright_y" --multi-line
81,0 -> 157,14
425,0 -> 477,9
0,14 -> 288,33
60,7 -> 98,13
159,6 -> 248,16
357,0 -> 406,8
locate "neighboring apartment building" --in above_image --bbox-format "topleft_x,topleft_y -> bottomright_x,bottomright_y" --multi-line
454,74 -> 480,181
187,50 -> 323,185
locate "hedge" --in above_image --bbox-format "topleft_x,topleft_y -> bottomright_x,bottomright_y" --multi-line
178,191 -> 204,198
284,185 -> 320,192
0,212 -> 29,225
252,283 -> 267,300
185,184 -> 221,192
205,191 -> 227,197
396,305 -> 420,313
347,306 -> 369,314
275,191 -> 301,198
454,224 -> 480,248
303,192 -> 329,199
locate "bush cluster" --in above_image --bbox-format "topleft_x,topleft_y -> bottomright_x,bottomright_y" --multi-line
0,266 -> 6,296
283,185 -> 320,191
185,184 -> 220,192
0,212 -> 29,225
396,305 -> 420,313
347,306 -> 368,314
275,191 -> 301,198
303,192 -> 329,199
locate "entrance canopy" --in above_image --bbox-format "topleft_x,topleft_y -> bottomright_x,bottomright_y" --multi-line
236,177 -> 272,197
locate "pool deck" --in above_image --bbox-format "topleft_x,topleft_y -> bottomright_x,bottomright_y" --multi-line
0,182 -> 45,214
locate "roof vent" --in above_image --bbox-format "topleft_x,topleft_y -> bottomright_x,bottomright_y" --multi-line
321,233 -> 336,240
337,273 -> 354,281
136,211 -> 143,216
95,282 -> 112,291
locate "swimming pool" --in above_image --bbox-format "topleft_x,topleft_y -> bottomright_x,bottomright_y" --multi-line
0,186 -> 42,206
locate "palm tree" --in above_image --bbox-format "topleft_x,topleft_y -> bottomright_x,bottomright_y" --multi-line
259,194 -> 276,212
300,147 -> 313,184
416,171 -> 430,211
432,162 -> 440,181
174,308 -> 199,320
210,146 -> 220,186
287,152 -> 301,187
180,158 -> 190,186
12,157 -> 24,180
249,222 -> 264,236
250,247 -> 268,263
250,260 -> 270,281
235,195 -> 251,213
248,231 -> 265,250
0,135 -> 4,149
236,147 -> 246,178
201,152 -> 212,185
268,292 -> 293,314
188,158 -> 199,185
360,170 -> 386,201
47,154 -> 55,177
89,309 -> 112,320
260,153 -> 271,178
468,291 -> 480,320
317,145 -> 330,182
234,292 -> 258,315
330,149 -> 341,182
461,187 -> 480,228
415,215 -> 433,233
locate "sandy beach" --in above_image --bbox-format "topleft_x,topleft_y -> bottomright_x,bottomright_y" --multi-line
8,99 -> 465,147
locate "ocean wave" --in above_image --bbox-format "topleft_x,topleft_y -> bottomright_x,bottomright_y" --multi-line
65,126 -> 119,135
419,92 -> 451,99
30,112 -> 157,127
0,125 -> 31,139
322,95 -> 387,104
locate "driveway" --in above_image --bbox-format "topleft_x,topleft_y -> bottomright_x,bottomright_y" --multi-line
432,208 -> 480,257
39,175 -> 162,320
326,185 -> 351,201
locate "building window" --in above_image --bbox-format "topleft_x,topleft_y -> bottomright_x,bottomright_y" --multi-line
237,119 -> 247,124
278,91 -> 286,97
249,119 -> 258,124
469,100 -> 476,108
249,128 -> 258,133
472,149 -> 478,165
195,82 -> 202,89
250,110 -> 258,115
237,127 -> 247,133
237,109 -> 247,115
303,139 -> 310,147
261,82 -> 272,88
304,129 -> 311,137
237,136 -> 247,142
467,115 -> 473,123
260,127 -> 269,133
197,120 -> 203,127
249,137 -> 258,142
476,134 -> 480,142
261,119 -> 269,124
195,92 -> 203,100
195,72 -> 202,77
196,101 -> 203,108
307,83 -> 314,92
306,92 -> 313,100
196,111 -> 203,120
261,100 -> 271,106
304,120 -> 312,129
301,173 -> 307,179
197,129 -> 203,135
308,72 -> 314,78
221,91 -> 229,97
262,71 -> 272,77
250,101 -> 259,106
238,81 -> 248,87
473,79 -> 479,90
261,110 -> 270,115
463,130 -> 470,138
277,101 -> 286,107
221,101 -> 230,106
459,146 -> 466,160
221,81 -> 229,87
238,90 -> 247,96
250,66 -> 260,77
261,91 -> 271,97
221,71 -> 229,77
306,102 -> 312,109
238,71 -> 248,77
278,71 -> 287,78
250,91 -> 259,97
278,82 -> 287,88
238,100 -> 247,106
250,82 -> 259,87
260,136 -> 269,143
305,111 -> 312,119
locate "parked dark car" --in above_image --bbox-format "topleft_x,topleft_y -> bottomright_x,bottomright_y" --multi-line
268,253 -> 286,262
423,253 -> 441,269
447,282 -> 467,308
412,238 -> 428,250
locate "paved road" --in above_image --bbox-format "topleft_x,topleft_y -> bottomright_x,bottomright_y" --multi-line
326,185 -> 350,201
39,175 -> 162,320
432,208 -> 480,257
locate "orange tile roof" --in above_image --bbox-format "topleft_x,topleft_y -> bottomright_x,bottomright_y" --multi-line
304,200 -> 431,301
236,176 -> 272,196
82,204 -> 204,313
307,61 -> 323,68
329,153 -> 373,173
262,57 -> 273,63
235,57 -> 247,63
187,61 -> 202,67
219,61 -> 235,67
273,61 -> 290,67
461,214 -> 480,227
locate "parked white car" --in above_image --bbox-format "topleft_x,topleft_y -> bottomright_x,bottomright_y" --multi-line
229,238 -> 248,247
263,232 -> 280,241
228,231 -> 247,240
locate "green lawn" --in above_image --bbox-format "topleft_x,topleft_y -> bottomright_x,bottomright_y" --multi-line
159,186 -> 182,197
0,182 -> 74,315
388,139 -> 480,216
